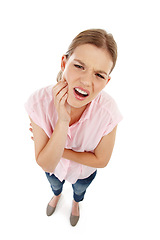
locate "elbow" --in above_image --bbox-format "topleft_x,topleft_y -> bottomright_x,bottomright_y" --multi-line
98,163 -> 107,168
98,158 -> 110,168
37,160 -> 55,173
36,155 -> 55,173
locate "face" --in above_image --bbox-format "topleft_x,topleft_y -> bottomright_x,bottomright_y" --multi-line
61,44 -> 113,109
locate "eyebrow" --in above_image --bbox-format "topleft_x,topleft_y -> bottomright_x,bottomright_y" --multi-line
74,59 -> 108,76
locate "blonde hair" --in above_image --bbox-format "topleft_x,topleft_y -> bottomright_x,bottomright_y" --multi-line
57,28 -> 117,82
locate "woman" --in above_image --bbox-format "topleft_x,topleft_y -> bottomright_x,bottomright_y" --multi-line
25,29 -> 123,226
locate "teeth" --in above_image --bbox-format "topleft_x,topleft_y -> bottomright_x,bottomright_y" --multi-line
75,88 -> 88,96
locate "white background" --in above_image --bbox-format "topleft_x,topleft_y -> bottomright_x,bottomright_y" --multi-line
0,0 -> 160,239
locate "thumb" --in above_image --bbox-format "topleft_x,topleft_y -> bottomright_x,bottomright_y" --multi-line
65,101 -> 71,114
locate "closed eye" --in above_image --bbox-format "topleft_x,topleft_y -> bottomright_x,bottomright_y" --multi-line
96,73 -> 105,79
74,64 -> 84,70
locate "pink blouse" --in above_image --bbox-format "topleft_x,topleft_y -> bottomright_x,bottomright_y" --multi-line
25,85 -> 123,184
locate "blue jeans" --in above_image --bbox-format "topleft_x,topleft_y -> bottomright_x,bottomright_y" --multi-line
45,171 -> 97,202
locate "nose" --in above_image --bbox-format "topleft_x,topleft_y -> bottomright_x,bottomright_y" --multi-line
79,72 -> 93,87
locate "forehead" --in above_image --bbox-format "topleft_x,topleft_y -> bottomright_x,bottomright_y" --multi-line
70,44 -> 113,73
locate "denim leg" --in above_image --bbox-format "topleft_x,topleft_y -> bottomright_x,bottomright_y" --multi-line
45,172 -> 65,196
72,171 -> 97,202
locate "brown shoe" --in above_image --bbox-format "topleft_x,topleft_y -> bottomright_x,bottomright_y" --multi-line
46,204 -> 56,216
46,195 -> 61,216
70,205 -> 80,226
70,214 -> 80,226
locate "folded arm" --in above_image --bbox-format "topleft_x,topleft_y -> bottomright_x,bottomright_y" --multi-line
63,126 -> 117,168
30,117 -> 117,170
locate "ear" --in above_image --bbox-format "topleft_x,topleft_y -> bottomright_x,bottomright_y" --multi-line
106,76 -> 111,85
61,55 -> 67,71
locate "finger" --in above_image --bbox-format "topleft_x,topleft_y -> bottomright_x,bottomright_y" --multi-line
59,76 -> 66,82
60,92 -> 68,105
54,87 -> 68,110
53,80 -> 67,90
29,128 -> 33,132
53,81 -> 67,97
53,83 -> 68,111
56,85 -> 68,103
31,136 -> 34,141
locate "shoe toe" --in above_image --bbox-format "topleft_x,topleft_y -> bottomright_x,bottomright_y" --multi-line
70,214 -> 80,226
46,204 -> 56,216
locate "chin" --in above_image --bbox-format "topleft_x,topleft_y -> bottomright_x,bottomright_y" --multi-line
67,98 -> 79,108
67,96 -> 86,109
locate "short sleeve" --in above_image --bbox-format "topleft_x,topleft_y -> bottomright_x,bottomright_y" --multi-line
102,98 -> 123,136
24,87 -> 52,137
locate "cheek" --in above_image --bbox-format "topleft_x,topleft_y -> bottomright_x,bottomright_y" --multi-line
63,71 -> 74,94
63,68 -> 72,83
65,70 -> 77,86
62,70 -> 68,82
94,81 -> 101,90
93,81 -> 106,94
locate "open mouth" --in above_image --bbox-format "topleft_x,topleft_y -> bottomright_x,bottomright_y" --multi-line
73,87 -> 90,100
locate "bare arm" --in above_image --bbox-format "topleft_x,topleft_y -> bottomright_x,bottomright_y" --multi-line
30,118 -> 69,173
63,126 -> 117,168
30,80 -> 71,173
30,121 -> 117,169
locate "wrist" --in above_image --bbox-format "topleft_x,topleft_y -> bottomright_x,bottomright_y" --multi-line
57,119 -> 70,128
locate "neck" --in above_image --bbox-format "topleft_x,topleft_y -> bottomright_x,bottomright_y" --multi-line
69,105 -> 87,126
